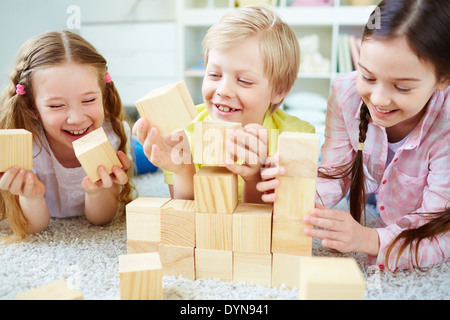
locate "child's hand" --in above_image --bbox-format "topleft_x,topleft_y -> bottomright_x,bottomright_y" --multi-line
224,124 -> 268,182
81,150 -> 130,194
132,118 -> 192,174
0,168 -> 46,199
303,203 -> 379,256
255,153 -> 286,203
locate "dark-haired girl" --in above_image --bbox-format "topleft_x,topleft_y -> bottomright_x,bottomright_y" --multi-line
258,0 -> 449,271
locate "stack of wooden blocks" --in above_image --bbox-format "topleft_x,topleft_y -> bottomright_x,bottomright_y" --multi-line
121,81 -> 366,300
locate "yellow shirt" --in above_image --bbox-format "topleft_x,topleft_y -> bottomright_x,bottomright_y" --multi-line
164,104 -> 315,191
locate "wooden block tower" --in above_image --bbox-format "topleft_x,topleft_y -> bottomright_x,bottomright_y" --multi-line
135,80 -> 198,136
72,127 -> 122,182
0,129 -> 33,172
192,121 -> 242,281
272,132 -> 320,256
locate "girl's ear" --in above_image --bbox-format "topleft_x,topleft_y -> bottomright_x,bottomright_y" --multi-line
437,76 -> 450,91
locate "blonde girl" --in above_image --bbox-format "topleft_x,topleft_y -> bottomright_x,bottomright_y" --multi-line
0,31 -> 134,239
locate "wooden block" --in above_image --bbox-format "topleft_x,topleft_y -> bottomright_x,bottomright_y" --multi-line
16,280 -> 83,300
277,132 -> 320,179
160,199 -> 196,247
158,244 -> 195,280
135,80 -> 197,136
126,197 -> 171,253
72,127 -> 122,182
119,252 -> 163,300
272,216 -> 312,256
232,203 -> 272,254
0,129 -> 32,172
274,176 -> 316,218
298,257 -> 366,300
127,240 -> 159,254
233,252 -> 272,287
271,253 -> 301,289
193,121 -> 242,165
193,166 -> 238,214
194,248 -> 233,281
196,212 -> 233,251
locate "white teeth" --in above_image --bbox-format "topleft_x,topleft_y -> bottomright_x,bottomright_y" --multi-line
68,128 -> 88,135
217,104 -> 236,112
375,106 -> 393,114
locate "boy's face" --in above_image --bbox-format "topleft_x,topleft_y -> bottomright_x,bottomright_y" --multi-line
202,37 -> 285,126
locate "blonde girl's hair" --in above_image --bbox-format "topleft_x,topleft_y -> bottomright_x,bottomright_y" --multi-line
0,30 -> 135,239
202,5 -> 300,113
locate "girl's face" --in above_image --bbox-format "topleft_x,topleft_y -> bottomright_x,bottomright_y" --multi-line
33,62 -> 104,163
202,37 -> 285,126
356,36 -> 447,141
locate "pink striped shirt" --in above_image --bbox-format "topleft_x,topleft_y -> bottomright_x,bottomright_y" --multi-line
316,72 -> 450,270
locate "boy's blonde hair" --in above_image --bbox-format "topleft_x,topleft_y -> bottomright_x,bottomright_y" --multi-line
0,31 -> 135,239
202,5 -> 300,113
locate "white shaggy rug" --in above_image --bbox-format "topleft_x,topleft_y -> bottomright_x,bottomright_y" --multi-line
1,170 -> 449,300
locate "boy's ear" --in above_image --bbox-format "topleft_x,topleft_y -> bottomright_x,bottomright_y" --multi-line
272,89 -> 288,105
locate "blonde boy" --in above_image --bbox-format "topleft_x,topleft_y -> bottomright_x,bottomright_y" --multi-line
133,6 -> 314,202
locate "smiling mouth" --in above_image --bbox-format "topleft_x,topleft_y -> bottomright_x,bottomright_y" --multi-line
215,104 -> 240,113
64,127 -> 89,136
374,105 -> 397,114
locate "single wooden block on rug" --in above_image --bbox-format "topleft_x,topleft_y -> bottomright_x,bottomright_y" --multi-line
193,166 -> 238,214
193,121 -> 242,165
72,127 -> 122,182
119,252 -> 163,300
195,248 -> 233,282
232,203 -> 273,254
298,256 -> 366,300
135,80 -> 197,136
126,197 -> 171,254
195,212 -> 233,251
271,253 -> 301,289
0,129 -> 33,172
233,252 -> 272,287
159,244 -> 195,280
160,199 -> 196,247
16,280 -> 83,300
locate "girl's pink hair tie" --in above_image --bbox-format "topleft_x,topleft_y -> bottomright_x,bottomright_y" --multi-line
105,72 -> 112,83
16,84 -> 26,96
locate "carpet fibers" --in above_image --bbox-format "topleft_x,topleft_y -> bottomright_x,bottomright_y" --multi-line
1,170 -> 449,300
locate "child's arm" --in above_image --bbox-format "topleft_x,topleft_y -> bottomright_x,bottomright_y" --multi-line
133,118 -> 196,199
225,124 -> 268,203
82,151 -> 130,225
0,168 -> 50,234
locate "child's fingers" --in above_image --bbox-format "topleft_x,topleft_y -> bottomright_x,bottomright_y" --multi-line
97,166 -> 113,189
256,177 -> 280,194
260,165 -> 285,181
8,169 -> 27,195
229,129 -> 268,164
261,192 -> 277,203
0,167 -> 19,190
111,166 -> 129,185
22,172 -> 45,198
132,118 -> 150,144
117,151 -> 130,171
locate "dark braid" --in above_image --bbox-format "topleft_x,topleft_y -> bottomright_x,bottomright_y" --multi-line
348,102 -> 371,223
